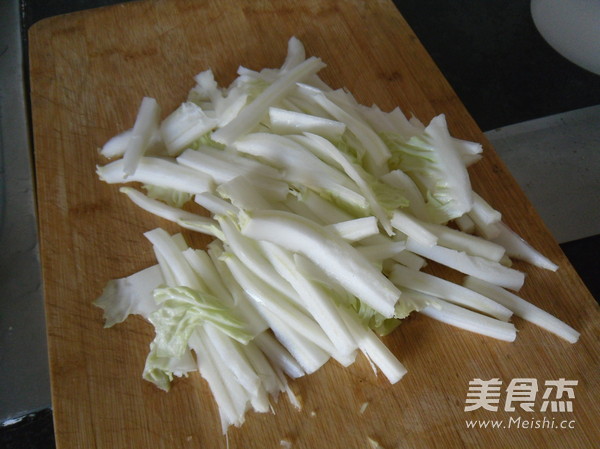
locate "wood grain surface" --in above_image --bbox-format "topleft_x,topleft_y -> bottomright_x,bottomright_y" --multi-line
28,0 -> 599,448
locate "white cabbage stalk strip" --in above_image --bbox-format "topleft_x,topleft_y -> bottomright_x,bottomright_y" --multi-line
154,251 -> 178,287
233,133 -> 362,196
122,97 -> 162,176
182,248 -> 235,308
405,238 -> 526,291
261,307 -> 332,375
253,331 -> 305,380
463,276 -> 579,343
281,195 -> 326,224
326,216 -> 380,243
295,84 -> 391,176
215,228 -> 331,372
470,192 -> 502,225
337,305 -> 407,384
202,323 -> 263,404
206,241 -> 272,337
470,217 -> 502,240
221,252 -> 339,357
282,92 -> 332,119
293,188 -> 354,225
240,338 -> 289,403
468,195 -> 503,239
212,56 -> 326,146
356,238 -> 407,265
403,290 -> 517,342
268,107 -> 346,139
380,170 -> 429,221
119,187 -> 218,232
144,228 -> 204,290
100,129 -> 133,159
390,210 -> 438,247
217,215 -> 299,301
97,157 -> 213,195
193,334 -> 255,404
259,242 -> 358,357
451,137 -> 483,167
177,145 -> 283,183
393,249 -> 428,271
186,69 -> 249,128
189,329 -> 248,433
454,213 -> 476,234
298,132 -> 394,235
240,209 -> 400,317
160,102 -> 218,155
101,127 -> 165,160
194,192 -> 239,216
490,222 -> 559,271
216,176 -> 280,212
197,332 -> 258,412
388,264 -> 513,321
418,219 -> 506,262
177,147 -> 289,201
176,220 -> 224,240
170,232 -> 189,251
280,36 -> 306,72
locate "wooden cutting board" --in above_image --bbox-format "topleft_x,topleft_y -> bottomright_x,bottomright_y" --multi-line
28,1 -> 599,448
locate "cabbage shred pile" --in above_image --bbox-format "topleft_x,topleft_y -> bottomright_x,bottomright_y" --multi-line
94,37 -> 579,434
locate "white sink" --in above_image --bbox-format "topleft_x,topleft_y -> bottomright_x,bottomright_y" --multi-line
531,0 -> 600,75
